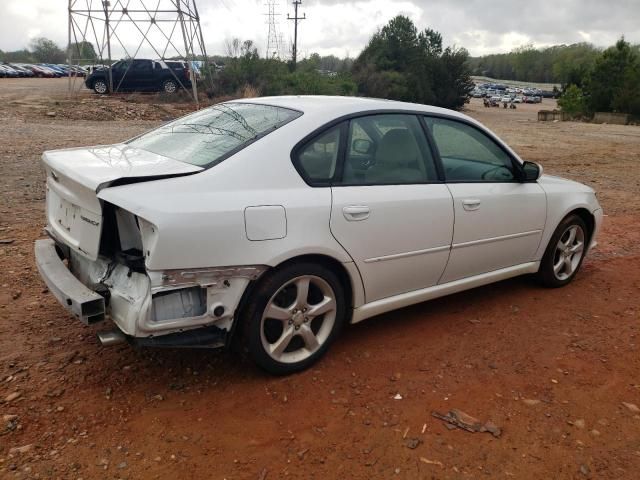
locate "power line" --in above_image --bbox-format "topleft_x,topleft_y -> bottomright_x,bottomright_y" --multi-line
286,0 -> 305,69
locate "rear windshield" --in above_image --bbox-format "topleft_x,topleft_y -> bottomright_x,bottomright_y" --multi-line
128,102 -> 301,168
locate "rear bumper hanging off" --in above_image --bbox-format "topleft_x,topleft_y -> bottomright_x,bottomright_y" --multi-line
34,239 -> 106,325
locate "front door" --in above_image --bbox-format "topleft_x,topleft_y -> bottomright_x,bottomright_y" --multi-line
423,116 -> 547,283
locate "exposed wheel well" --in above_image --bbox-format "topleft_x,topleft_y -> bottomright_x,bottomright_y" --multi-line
273,254 -> 354,313
229,254 -> 355,348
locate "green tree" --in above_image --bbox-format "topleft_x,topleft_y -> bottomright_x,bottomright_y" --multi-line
68,41 -> 97,63
353,16 -> 473,109
557,84 -> 586,116
586,37 -> 640,114
551,43 -> 599,87
30,37 -> 65,63
212,38 -> 356,98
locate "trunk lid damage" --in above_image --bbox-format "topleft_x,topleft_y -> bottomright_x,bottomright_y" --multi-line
42,144 -> 202,260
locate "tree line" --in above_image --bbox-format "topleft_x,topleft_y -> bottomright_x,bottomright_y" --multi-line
467,43 -> 604,85
557,38 -> 640,117
0,38 -> 97,64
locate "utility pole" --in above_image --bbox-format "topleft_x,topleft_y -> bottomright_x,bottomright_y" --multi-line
287,0 -> 305,70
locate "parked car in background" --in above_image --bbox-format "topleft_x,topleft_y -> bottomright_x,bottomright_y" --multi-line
5,64 -> 27,77
42,64 -> 66,76
35,96 -> 602,374
8,64 -> 35,77
85,64 -> 109,75
0,65 -> 19,77
31,64 -> 60,77
84,59 -> 192,94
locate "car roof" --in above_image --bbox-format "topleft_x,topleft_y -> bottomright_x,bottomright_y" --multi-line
230,95 -> 470,123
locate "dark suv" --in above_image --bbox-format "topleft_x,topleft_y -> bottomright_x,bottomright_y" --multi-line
85,59 -> 192,94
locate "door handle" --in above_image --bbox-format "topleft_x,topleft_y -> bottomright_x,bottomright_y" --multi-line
343,205 -> 370,221
462,199 -> 481,211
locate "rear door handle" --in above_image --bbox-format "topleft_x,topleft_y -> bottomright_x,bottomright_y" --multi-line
462,199 -> 481,211
343,205 -> 370,221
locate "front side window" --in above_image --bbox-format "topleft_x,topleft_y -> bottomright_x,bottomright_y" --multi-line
129,103 -> 301,168
341,114 -> 436,185
112,60 -> 130,72
424,117 -> 516,182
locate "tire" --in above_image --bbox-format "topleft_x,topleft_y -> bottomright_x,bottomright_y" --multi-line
163,79 -> 177,94
536,214 -> 588,288
242,262 -> 346,375
93,79 -> 108,94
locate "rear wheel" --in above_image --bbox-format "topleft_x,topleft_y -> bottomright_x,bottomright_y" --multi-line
163,79 -> 177,94
536,214 -> 588,287
243,262 -> 346,375
93,79 -> 108,94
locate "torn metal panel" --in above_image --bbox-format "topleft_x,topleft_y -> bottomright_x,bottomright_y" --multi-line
149,265 -> 267,291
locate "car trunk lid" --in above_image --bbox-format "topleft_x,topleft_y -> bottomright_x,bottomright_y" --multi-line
42,144 -> 202,260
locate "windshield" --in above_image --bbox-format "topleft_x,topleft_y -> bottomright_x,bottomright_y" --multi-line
128,103 -> 301,168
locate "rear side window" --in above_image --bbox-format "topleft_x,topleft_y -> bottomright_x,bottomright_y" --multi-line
340,114 -> 436,185
296,126 -> 342,184
129,103 -> 301,168
424,117 -> 516,182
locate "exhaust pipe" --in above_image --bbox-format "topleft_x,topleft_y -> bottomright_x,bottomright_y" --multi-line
97,329 -> 127,346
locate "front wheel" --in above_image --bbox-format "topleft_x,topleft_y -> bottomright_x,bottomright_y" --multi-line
536,214 -> 588,287
243,262 -> 346,375
93,79 -> 108,94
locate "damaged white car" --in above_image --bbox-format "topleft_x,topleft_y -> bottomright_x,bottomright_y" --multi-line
35,96 -> 602,374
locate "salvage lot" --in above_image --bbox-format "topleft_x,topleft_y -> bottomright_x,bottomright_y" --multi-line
1,79 -> 640,479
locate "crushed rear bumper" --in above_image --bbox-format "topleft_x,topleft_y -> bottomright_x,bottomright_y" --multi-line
34,238 -> 106,324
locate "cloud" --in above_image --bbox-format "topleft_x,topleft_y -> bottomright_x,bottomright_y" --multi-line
0,0 -> 638,58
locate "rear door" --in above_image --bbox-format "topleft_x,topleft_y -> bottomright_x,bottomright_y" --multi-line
126,60 -> 155,90
424,116 -> 546,283
293,114 -> 454,303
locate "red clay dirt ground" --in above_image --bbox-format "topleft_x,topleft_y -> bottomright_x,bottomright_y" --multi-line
1,81 -> 640,479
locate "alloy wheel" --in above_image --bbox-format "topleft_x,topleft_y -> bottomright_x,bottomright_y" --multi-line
260,275 -> 337,364
552,224 -> 585,280
94,80 -> 107,94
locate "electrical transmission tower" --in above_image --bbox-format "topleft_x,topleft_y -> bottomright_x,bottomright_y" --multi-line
287,0 -> 305,69
67,0 -> 210,105
265,1 -> 282,59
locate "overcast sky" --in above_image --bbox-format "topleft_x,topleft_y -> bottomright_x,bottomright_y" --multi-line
1,0 -> 639,59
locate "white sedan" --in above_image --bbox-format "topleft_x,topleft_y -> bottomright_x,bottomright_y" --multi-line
35,96 -> 602,374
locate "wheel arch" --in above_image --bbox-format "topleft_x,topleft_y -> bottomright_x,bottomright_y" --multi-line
568,207 -> 595,244
228,253 -> 362,350
273,254 -> 358,312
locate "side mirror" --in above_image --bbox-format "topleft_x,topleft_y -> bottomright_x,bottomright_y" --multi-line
522,161 -> 543,181
352,139 -> 373,155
